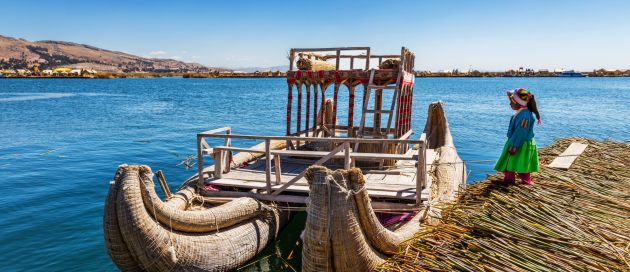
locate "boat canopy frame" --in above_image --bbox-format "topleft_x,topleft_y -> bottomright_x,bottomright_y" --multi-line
285,47 -> 416,146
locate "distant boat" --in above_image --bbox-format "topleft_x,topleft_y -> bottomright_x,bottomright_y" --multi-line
559,70 -> 586,77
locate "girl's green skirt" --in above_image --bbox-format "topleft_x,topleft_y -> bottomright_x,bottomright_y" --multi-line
494,140 -> 539,173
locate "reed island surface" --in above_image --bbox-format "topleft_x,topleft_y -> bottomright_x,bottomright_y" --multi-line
379,138 -> 629,272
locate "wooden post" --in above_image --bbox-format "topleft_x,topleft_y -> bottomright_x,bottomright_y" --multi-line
319,83 -> 326,135
374,89 -> 383,134
313,83 -> 318,135
286,81 -> 293,148
305,82 -> 311,137
416,136 -> 427,205
332,83 -> 339,135
214,150 -> 223,179
344,142 -> 351,170
365,48 -> 371,69
274,154 -> 282,185
297,83 -> 302,146
335,50 -> 341,70
224,129 -> 232,173
350,57 -> 354,69
289,49 -> 295,71
196,135 -> 204,184
271,143 -> 346,196
348,86 -> 355,137
156,170 -> 172,199
265,139 -> 272,193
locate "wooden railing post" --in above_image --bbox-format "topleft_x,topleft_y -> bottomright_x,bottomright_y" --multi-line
289,49 -> 295,71
416,134 -> 427,205
265,139 -> 272,193
274,154 -> 282,185
214,150 -> 223,179
196,135 -> 204,184
344,142 -> 351,170
224,128 -> 232,173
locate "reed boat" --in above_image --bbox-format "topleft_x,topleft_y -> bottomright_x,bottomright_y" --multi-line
104,47 -> 467,271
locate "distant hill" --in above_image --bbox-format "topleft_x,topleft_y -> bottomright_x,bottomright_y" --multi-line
234,65 -> 289,73
0,35 -> 227,73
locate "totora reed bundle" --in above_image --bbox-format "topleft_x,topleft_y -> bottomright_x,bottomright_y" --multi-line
104,165 -> 284,271
379,138 -> 630,272
296,58 -> 336,71
379,59 -> 400,69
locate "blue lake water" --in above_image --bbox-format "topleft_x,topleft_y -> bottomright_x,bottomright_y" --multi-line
1,77 -> 629,271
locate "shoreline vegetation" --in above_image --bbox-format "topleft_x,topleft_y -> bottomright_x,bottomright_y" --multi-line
2,69 -> 630,79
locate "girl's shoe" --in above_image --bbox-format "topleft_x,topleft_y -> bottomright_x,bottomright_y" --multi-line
518,173 -> 532,185
503,171 -> 516,185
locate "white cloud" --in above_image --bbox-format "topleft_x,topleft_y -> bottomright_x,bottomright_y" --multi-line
180,50 -> 188,54
171,56 -> 181,60
191,56 -> 200,59
149,50 -> 166,56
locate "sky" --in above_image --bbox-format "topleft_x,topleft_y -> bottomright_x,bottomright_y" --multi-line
1,0 -> 629,71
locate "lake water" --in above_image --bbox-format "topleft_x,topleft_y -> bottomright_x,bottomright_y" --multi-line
1,77 -> 629,271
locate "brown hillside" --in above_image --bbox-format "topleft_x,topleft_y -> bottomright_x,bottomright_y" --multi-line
0,35 -> 227,72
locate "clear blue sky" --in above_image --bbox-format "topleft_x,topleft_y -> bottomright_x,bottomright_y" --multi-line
2,0 -> 629,71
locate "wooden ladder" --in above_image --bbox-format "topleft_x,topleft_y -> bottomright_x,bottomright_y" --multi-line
354,68 -> 402,154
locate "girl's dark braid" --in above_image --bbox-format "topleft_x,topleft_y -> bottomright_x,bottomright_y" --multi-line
528,95 -> 540,121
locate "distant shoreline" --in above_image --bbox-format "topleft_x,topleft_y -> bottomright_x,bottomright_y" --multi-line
2,71 -> 629,79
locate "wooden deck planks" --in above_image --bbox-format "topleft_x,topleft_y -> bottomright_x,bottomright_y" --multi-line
548,142 -> 588,170
207,147 -> 439,202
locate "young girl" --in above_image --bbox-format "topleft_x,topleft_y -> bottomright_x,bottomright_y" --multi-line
494,88 -> 541,185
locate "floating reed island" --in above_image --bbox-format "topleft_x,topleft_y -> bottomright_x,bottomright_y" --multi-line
379,138 -> 630,272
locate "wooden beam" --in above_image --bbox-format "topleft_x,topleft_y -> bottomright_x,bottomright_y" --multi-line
214,150 -> 223,179
200,190 -> 422,209
200,126 -> 230,135
198,132 -> 423,144
155,170 -> 172,199
274,154 -> 282,185
196,135 -> 204,184
265,139 -> 272,193
344,142 -> 351,170
201,190 -> 308,204
416,134 -> 427,205
292,47 -> 370,52
271,143 -> 346,196
289,49 -> 295,70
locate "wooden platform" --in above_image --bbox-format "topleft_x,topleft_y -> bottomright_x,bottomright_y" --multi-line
205,148 -> 437,203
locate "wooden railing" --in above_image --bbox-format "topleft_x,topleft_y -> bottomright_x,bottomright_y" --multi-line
197,127 -> 428,204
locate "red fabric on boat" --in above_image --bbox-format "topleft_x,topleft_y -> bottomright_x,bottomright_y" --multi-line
376,211 -> 417,228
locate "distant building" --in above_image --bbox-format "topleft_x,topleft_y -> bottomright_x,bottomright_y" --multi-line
70,69 -> 83,76
53,67 -> 72,76
42,69 -> 53,76
0,69 -> 16,76
16,69 -> 31,76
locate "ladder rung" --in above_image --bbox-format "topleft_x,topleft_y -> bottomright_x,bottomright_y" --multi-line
368,85 -> 397,90
367,110 -> 393,114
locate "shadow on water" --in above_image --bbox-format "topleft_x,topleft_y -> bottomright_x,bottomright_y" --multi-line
238,212 -> 307,272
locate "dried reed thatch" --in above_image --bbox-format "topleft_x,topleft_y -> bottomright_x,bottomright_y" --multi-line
296,58 -> 336,71
379,138 -> 630,272
302,166 -> 427,272
104,165 -> 284,271
379,59 -> 400,69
